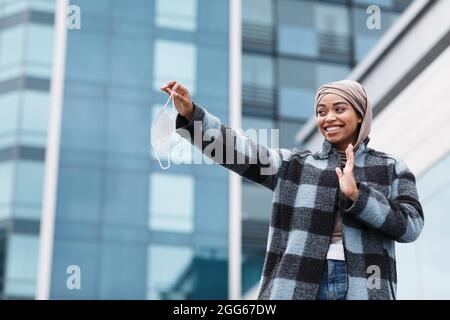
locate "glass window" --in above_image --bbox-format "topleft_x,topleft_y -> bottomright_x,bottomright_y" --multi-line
242,54 -> 275,111
0,92 -> 20,135
149,173 -> 194,233
68,0 -> 112,16
278,0 -> 314,27
279,87 -> 315,120
112,0 -> 153,22
242,0 -> 273,26
277,0 -> 317,57
0,162 -> 14,205
50,240 -> 99,299
103,170 -> 148,227
242,253 -> 265,295
0,0 -> 54,17
242,182 -> 272,221
0,25 -> 25,80
21,91 -> 50,133
25,24 -> 53,78
106,103 -> 151,156
56,166 -> 102,223
65,31 -> 109,82
99,243 -> 147,299
278,58 -> 316,120
278,119 -> 305,149
316,62 -> 351,88
278,25 -> 318,57
0,0 -> 28,18
315,3 -> 351,61
20,91 -> 50,147
14,160 -> 44,205
352,7 -> 402,62
278,58 -> 315,90
4,234 -> 39,298
29,0 -> 55,12
242,53 -> 274,88
61,98 -> 105,151
153,39 -> 197,95
315,3 -> 350,37
147,244 -> 193,299
354,0 -> 393,8
155,0 -> 197,32
110,35 -> 153,87
354,34 -> 379,62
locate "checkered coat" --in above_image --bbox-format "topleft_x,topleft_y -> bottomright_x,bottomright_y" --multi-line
175,104 -> 424,300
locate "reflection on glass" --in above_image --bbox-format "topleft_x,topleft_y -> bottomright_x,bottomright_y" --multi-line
4,234 -> 39,298
316,62 -> 350,88
155,0 -> 197,32
242,0 -> 273,26
147,244 -> 193,299
149,173 -> 194,233
243,53 -> 274,88
153,39 -> 197,95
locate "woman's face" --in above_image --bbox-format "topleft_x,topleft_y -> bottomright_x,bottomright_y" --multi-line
315,93 -> 362,152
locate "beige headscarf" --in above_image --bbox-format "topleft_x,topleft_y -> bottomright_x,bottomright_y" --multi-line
314,79 -> 372,151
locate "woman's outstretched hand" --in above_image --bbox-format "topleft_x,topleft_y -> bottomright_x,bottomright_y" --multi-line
335,143 -> 359,202
160,81 -> 194,122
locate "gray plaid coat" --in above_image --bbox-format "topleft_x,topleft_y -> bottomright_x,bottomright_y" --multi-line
176,104 -> 424,300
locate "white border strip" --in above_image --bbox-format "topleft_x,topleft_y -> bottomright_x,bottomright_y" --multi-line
228,0 -> 242,300
36,0 -> 69,300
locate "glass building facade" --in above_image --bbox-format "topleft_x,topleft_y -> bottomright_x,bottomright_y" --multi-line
50,0 -> 230,299
0,0 -> 416,299
0,0 -> 55,299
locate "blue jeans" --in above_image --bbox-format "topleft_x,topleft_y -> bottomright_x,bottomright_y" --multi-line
316,259 -> 348,300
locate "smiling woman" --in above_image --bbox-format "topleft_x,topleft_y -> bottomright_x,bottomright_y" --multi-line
158,79 -> 424,300
315,80 -> 370,153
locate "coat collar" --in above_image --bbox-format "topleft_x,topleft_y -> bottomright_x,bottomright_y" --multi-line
319,136 -> 370,159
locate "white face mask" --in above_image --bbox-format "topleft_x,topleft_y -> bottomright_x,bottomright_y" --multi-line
151,94 -> 176,169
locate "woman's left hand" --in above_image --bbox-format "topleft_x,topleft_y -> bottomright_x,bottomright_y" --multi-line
335,143 -> 359,202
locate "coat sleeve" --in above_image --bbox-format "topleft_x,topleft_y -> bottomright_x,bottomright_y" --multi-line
342,157 -> 424,243
175,103 -> 293,191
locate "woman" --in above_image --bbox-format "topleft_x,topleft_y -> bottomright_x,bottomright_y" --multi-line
160,79 -> 424,300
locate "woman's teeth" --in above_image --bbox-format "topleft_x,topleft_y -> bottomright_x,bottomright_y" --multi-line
325,126 -> 343,133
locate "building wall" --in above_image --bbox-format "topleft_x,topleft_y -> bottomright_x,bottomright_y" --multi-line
0,0 -> 55,299
370,45 -> 450,299
47,0 -> 230,299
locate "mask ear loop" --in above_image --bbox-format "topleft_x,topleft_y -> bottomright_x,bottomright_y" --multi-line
152,93 -> 176,170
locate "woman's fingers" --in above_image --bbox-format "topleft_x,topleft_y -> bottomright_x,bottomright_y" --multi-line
160,80 -> 177,93
161,81 -> 189,97
344,143 -> 354,173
